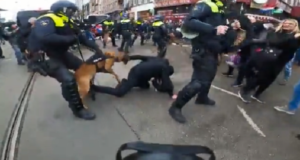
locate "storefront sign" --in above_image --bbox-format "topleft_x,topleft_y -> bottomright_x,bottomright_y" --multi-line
155,0 -> 192,8
179,0 -> 191,4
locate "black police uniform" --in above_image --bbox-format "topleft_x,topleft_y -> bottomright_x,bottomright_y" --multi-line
152,18 -> 168,58
118,18 -> 133,54
91,55 -> 174,97
169,0 -> 224,123
131,18 -> 145,46
28,1 -> 104,120
102,18 -> 116,47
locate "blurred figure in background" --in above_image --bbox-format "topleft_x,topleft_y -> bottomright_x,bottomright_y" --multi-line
0,23 -> 5,59
4,24 -> 25,65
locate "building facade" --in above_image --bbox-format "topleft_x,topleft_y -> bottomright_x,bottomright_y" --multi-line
98,0 -> 122,15
130,0 -> 154,20
90,0 -> 100,14
154,0 -> 197,21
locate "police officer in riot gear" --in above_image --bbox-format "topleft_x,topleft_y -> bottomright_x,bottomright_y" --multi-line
118,13 -> 133,54
28,0 -> 105,120
152,15 -> 168,58
168,0 -> 228,123
102,15 -> 117,48
131,17 -> 145,46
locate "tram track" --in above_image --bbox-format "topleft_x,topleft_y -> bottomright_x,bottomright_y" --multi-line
0,73 -> 37,160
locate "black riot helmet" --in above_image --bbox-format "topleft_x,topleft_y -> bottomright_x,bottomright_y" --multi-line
50,0 -> 78,18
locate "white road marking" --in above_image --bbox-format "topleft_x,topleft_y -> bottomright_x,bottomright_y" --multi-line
211,85 -> 239,98
237,105 -> 266,137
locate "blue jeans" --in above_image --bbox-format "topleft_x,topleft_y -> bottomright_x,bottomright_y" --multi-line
284,57 -> 294,80
295,48 -> 300,63
11,44 -> 23,62
85,31 -> 95,41
288,80 -> 300,110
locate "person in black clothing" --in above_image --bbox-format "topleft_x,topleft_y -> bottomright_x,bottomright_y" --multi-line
152,15 -> 169,58
0,24 -> 5,59
92,55 -> 175,97
222,15 -> 254,87
28,0 -> 105,120
18,17 -> 36,53
239,19 -> 300,103
168,0 -> 229,123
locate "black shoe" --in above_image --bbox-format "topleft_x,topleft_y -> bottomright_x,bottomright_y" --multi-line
251,95 -> 264,103
113,45 -> 118,47
195,97 -> 216,106
118,48 -> 123,52
168,105 -> 186,123
238,90 -> 250,103
71,106 -> 96,120
0,55 -> 5,59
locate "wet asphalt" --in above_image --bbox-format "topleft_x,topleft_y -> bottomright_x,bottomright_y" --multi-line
0,41 -> 300,160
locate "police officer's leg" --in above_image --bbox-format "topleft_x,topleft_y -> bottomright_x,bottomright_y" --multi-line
47,58 -> 95,120
131,32 -> 137,47
168,59 -> 203,123
157,40 -> 167,58
194,56 -> 218,105
118,33 -> 126,52
63,52 -> 96,120
110,33 -> 117,47
140,32 -> 144,45
124,32 -> 132,54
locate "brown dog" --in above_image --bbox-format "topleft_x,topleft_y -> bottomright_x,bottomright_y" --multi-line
74,51 -> 129,109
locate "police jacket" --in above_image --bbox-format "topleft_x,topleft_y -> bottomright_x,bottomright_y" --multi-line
182,0 -> 224,48
152,20 -> 167,38
119,19 -> 133,32
102,20 -> 114,32
134,21 -> 143,32
29,13 -> 102,57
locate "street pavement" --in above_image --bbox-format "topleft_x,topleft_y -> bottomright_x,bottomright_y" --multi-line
0,44 -> 30,146
1,41 -> 300,160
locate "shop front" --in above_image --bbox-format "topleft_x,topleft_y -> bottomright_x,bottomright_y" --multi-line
154,0 -> 197,21
131,3 -> 155,20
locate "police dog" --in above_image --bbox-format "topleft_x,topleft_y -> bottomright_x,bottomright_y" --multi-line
75,51 -> 129,109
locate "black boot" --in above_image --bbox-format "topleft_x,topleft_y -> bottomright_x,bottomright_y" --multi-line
195,96 -> 216,106
62,81 -> 96,120
69,104 -> 96,120
168,100 -> 186,124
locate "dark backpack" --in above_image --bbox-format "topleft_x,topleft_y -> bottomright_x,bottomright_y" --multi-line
116,141 -> 216,160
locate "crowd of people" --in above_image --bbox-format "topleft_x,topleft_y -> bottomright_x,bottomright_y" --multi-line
0,0 -> 299,125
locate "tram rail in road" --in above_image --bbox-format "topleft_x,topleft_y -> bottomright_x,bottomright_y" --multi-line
0,73 -> 37,160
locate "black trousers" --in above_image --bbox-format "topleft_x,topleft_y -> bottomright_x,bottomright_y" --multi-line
93,71 -> 150,97
152,37 -> 167,58
242,52 -> 281,96
119,31 -> 132,54
132,32 -> 144,46
173,50 -> 218,108
46,52 -> 84,110
0,45 -> 3,56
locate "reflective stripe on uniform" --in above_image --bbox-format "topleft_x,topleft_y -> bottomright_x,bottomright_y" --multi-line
196,0 -> 219,13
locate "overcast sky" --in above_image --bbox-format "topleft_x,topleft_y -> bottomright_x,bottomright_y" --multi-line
0,0 -> 75,21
